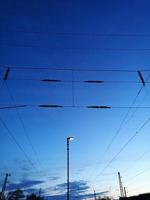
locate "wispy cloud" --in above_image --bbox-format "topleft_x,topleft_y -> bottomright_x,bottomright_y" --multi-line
7,179 -> 109,200
13,159 -> 35,172
55,181 -> 90,195
7,179 -> 44,190
48,176 -> 60,181
44,181 -> 109,200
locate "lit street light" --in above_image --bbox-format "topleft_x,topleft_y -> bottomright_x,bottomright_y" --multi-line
67,136 -> 74,200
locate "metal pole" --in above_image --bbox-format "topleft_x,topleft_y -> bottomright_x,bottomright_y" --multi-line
67,136 -> 74,200
67,138 -> 70,200
93,188 -> 97,200
118,172 -> 124,198
1,173 -> 10,200
124,187 -> 127,198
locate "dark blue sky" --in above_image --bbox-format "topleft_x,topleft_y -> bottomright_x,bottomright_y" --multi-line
1,0 -> 150,199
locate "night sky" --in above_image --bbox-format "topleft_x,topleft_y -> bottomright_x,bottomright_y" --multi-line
1,0 -> 150,199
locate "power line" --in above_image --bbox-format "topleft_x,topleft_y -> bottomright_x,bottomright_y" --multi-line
97,73 -> 150,160
122,86 -> 150,181
2,29 -> 150,38
94,117 -> 150,179
0,65 -> 149,72
4,81 -> 43,168
2,43 -> 150,52
0,116 -> 34,167
3,78 -> 150,84
120,87 -> 150,175
0,72 -> 33,166
0,105 -> 27,109
87,77 -> 146,180
127,165 -> 150,182
123,148 -> 150,175
102,85 -> 144,153
1,104 -> 150,109
87,73 -> 150,183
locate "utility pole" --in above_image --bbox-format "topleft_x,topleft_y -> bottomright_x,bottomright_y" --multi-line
0,173 -> 11,200
93,188 -> 97,200
124,187 -> 127,198
118,172 -> 124,198
67,137 -> 74,200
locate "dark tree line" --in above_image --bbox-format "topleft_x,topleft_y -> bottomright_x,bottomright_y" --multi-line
0,189 -> 44,200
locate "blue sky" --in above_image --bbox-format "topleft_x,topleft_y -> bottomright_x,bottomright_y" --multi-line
1,0 -> 150,199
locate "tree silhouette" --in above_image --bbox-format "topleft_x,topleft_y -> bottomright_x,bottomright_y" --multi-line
7,189 -> 25,200
26,193 -> 44,200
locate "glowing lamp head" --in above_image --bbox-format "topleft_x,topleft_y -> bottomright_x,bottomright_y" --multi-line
67,136 -> 74,142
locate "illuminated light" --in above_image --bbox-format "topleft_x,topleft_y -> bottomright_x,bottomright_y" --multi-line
67,136 -> 74,141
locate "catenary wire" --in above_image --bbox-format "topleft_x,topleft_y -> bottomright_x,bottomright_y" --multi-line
85,73 -> 150,185
3,78 -> 150,84
1,65 -> 149,72
97,73 -> 150,162
121,86 -> 150,174
0,70 -> 35,168
1,65 -> 150,183
94,117 -> 150,180
122,85 -> 150,180
0,116 -> 34,167
2,43 -> 150,52
1,104 -> 150,109
2,29 -> 150,37
86,74 -> 148,180
4,81 -> 43,169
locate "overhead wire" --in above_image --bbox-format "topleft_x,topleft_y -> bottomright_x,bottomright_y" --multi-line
2,78 -> 150,84
4,81 -> 43,169
1,68 -> 57,177
102,85 -> 143,154
1,104 -> 150,109
119,74 -> 150,174
1,65 -> 149,72
2,67 -> 150,188
0,81 -> 37,171
124,148 -> 150,174
1,33 -> 150,195
94,117 -> 150,179
2,29 -> 150,37
0,116 -> 34,167
0,105 -> 27,109
108,72 -> 150,150
2,43 -> 150,52
71,70 -> 75,107
86,72 -> 150,183
1,66 -> 150,186
86,75 -> 147,180
124,162 -> 150,193
121,80 -> 150,181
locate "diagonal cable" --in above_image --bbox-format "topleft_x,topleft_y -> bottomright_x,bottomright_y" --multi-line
4,81 -> 42,168
95,117 -> 150,179
0,116 -> 34,167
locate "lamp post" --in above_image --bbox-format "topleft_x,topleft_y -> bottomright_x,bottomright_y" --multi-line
67,136 -> 74,200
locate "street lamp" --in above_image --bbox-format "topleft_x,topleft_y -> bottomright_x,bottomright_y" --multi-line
67,136 -> 74,200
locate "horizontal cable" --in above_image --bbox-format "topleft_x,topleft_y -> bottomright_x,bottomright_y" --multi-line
4,78 -> 148,84
0,104 -> 150,109
0,105 -> 27,109
0,65 -> 144,72
2,43 -> 150,52
1,29 -> 150,37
